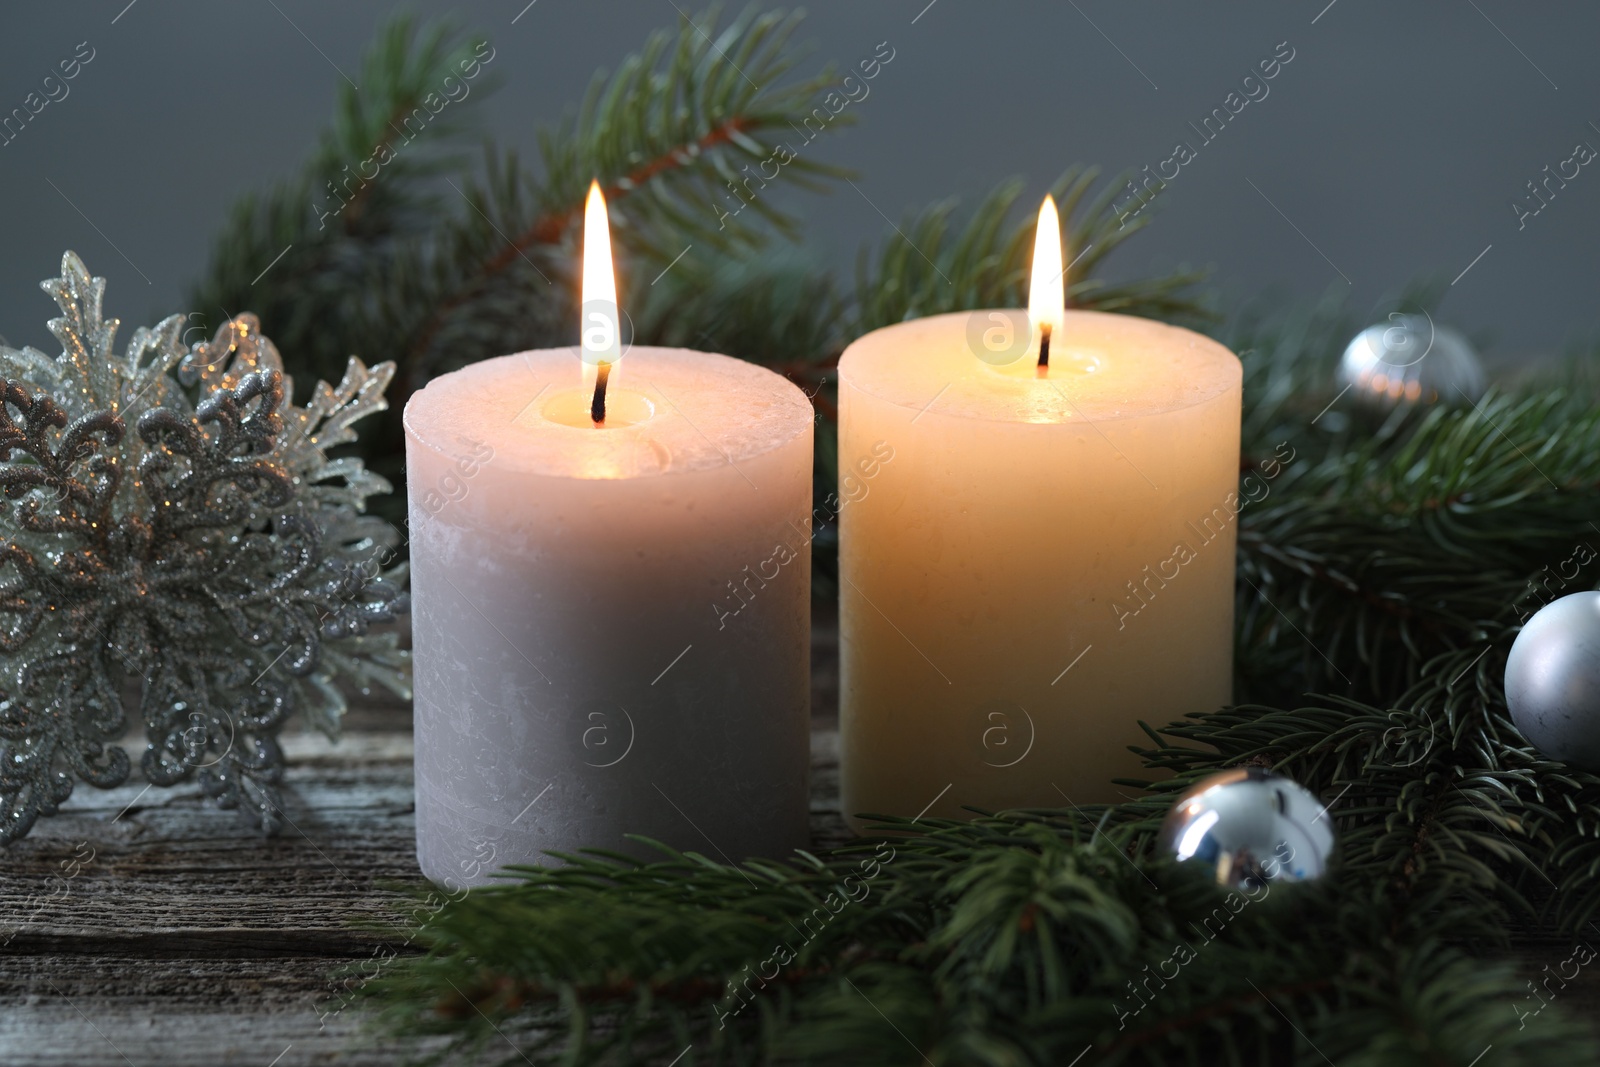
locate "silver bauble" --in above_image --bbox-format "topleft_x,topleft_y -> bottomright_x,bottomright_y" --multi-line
1338,314 -> 1485,407
1159,768 -> 1334,888
1506,592 -> 1600,770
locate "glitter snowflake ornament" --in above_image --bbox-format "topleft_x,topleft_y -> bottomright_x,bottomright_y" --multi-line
0,252 -> 410,844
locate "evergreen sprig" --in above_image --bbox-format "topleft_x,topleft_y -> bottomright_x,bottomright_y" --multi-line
190,7 -> 1205,530
190,6 -> 865,508
853,167 -> 1211,334
388,5 -> 861,392
190,15 -> 491,396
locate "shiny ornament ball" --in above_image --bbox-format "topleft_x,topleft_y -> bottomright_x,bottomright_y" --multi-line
1338,314 -> 1485,408
1506,592 -> 1600,770
1159,768 -> 1334,888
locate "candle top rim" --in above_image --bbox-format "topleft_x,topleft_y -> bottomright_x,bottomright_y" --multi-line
838,309 -> 1240,424
404,347 -> 813,481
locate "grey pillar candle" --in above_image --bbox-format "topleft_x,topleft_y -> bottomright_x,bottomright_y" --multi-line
405,348 -> 813,888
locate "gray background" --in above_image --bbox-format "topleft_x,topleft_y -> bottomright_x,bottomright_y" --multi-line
0,1 -> 1595,362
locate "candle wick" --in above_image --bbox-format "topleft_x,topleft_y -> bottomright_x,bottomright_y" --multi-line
1036,324 -> 1051,376
591,361 -> 611,425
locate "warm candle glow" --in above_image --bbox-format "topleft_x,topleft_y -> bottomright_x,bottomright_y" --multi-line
837,307 -> 1243,816
1028,195 -> 1065,370
581,180 -> 621,417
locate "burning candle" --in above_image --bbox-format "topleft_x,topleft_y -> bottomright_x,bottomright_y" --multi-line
836,196 -> 1243,824
406,183 -> 814,887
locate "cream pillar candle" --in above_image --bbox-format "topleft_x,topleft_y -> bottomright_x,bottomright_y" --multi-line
405,348 -> 814,886
837,203 -> 1241,824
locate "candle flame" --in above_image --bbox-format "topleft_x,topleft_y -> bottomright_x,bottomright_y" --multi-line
1027,194 -> 1065,345
581,180 -> 622,383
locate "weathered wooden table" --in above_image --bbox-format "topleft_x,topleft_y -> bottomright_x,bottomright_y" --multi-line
2,622 -> 1594,1065
0,623 -> 847,1066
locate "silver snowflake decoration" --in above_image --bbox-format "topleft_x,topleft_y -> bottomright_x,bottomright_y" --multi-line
0,252 -> 410,843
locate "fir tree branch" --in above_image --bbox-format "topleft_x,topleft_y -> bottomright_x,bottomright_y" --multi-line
400,112 -> 765,377
853,167 -> 1212,333
397,5 -> 858,388
188,15 -> 494,398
